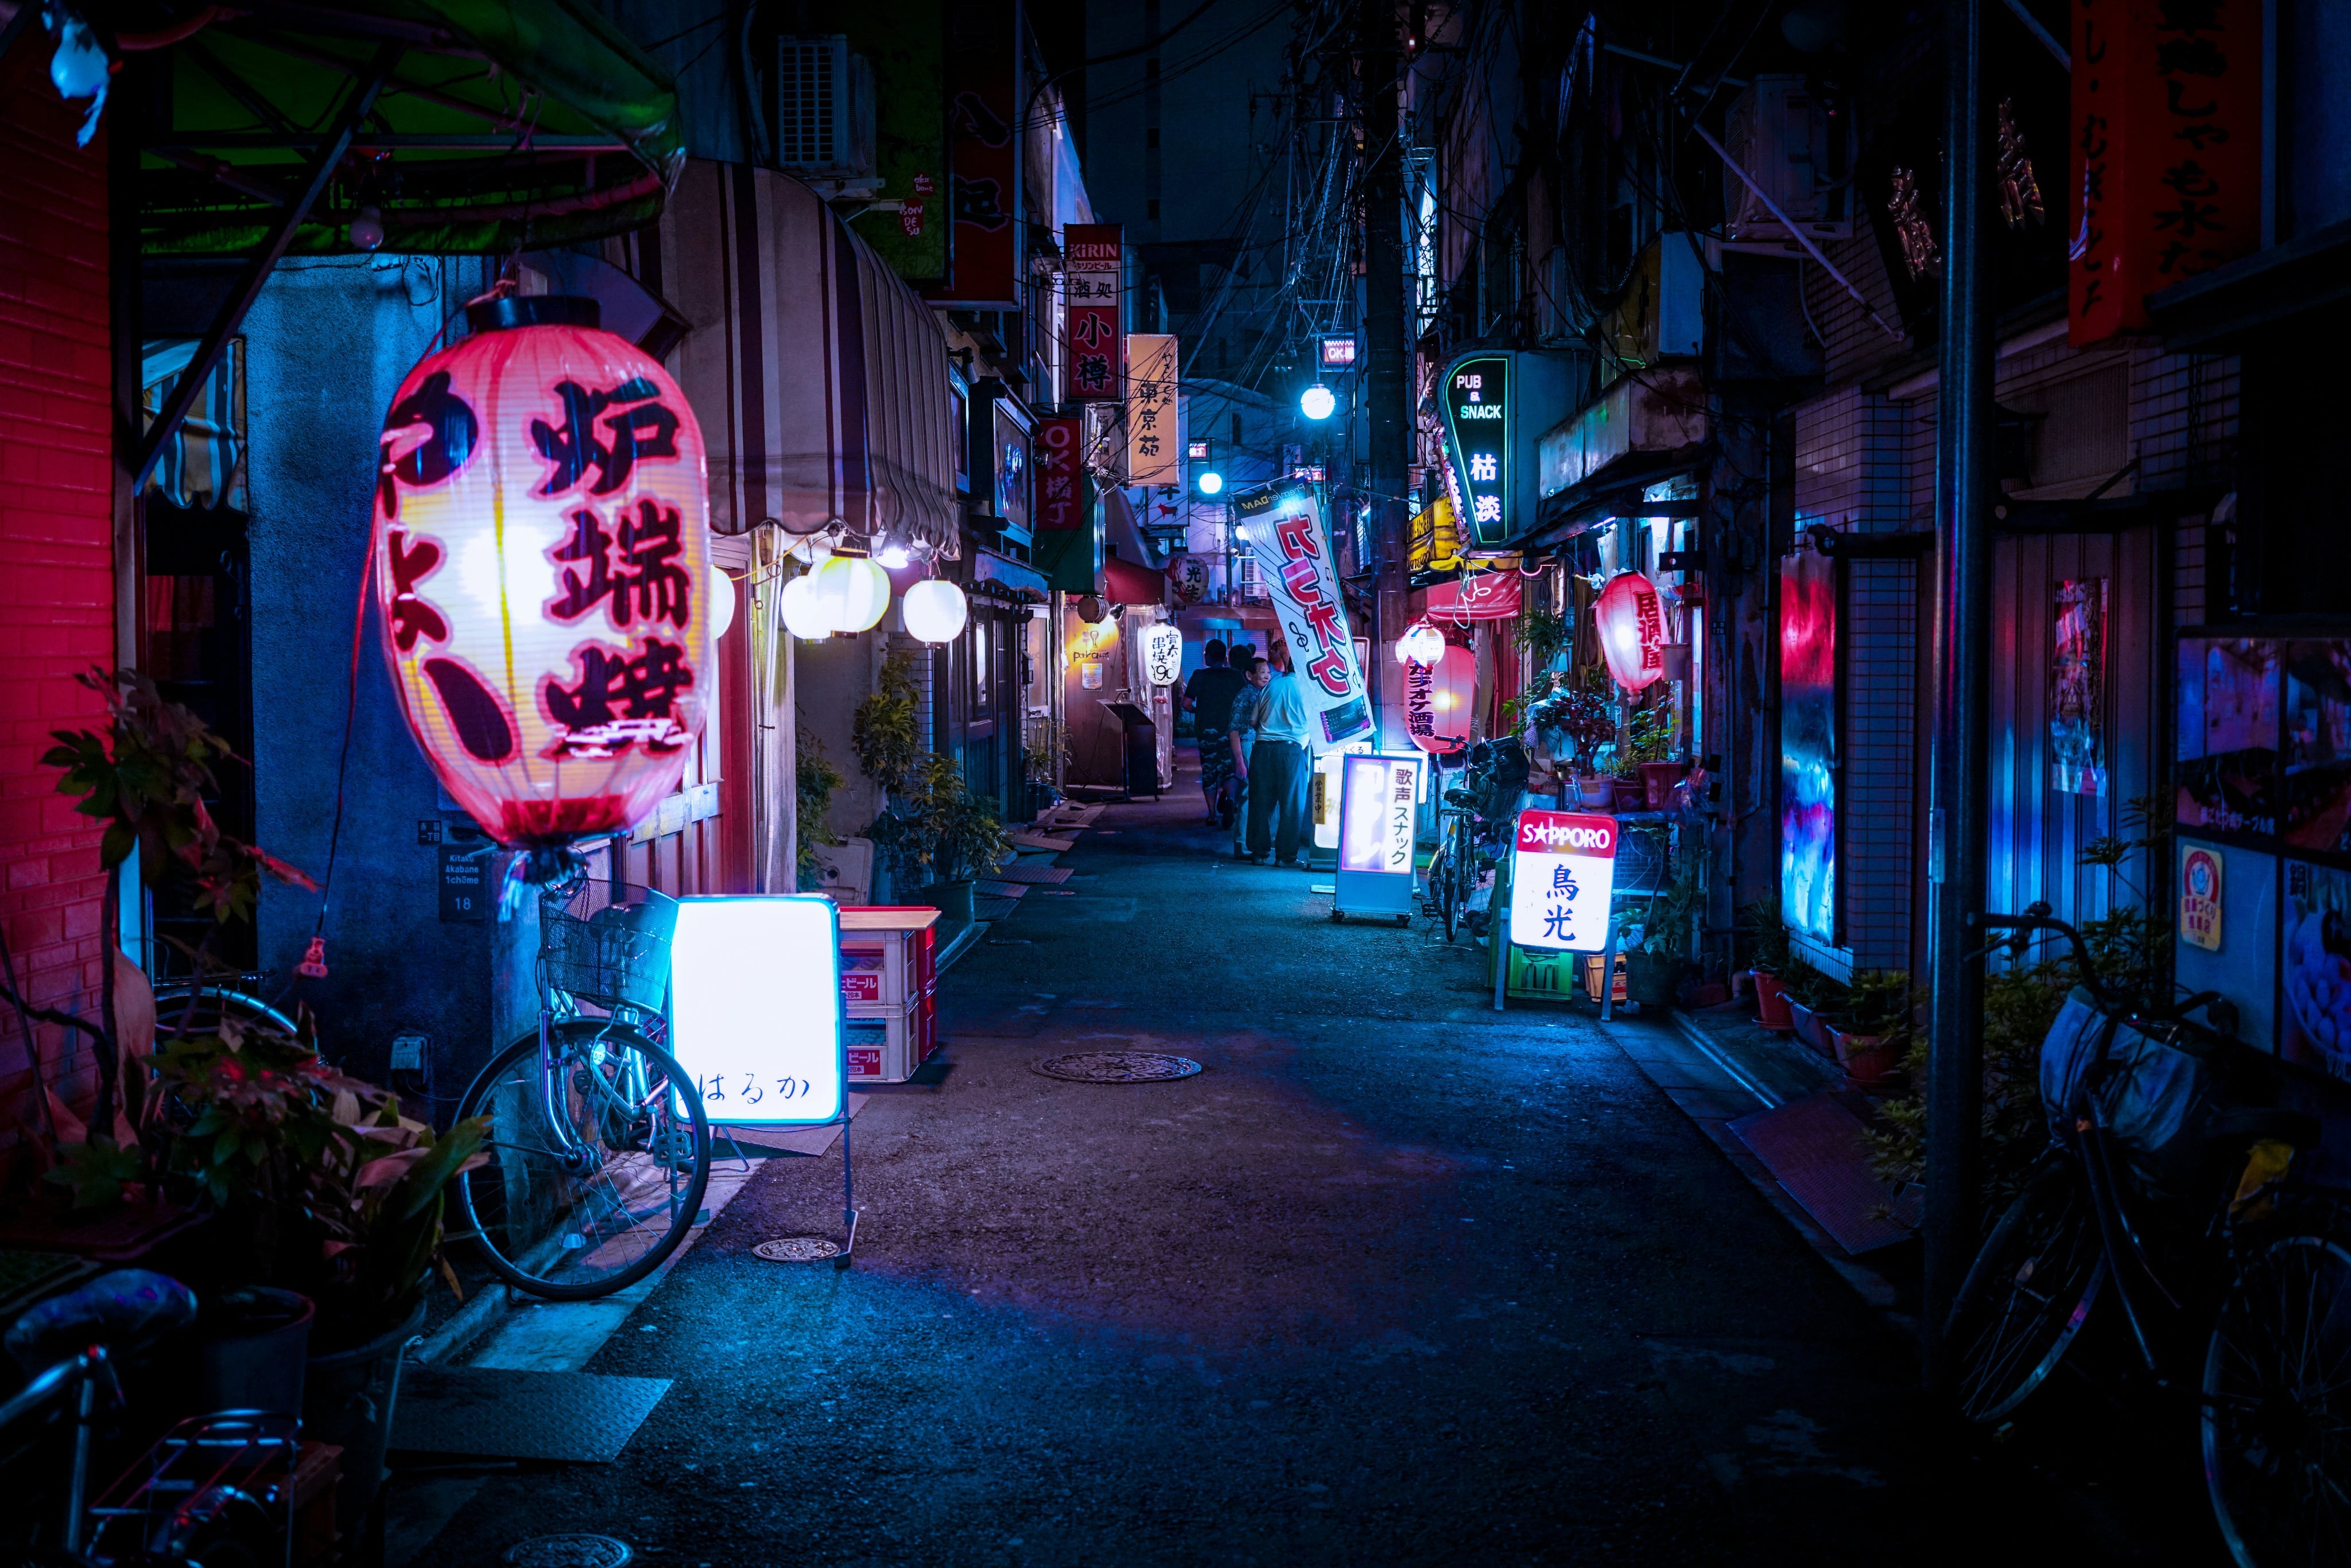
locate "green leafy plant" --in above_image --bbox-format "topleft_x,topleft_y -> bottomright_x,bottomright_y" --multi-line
867,752 -> 1012,889
796,725 -> 845,888
1512,606 -> 1571,670
1741,894 -> 1793,975
851,649 -> 923,795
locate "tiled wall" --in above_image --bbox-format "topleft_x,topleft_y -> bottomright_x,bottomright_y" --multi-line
0,53 -> 112,1135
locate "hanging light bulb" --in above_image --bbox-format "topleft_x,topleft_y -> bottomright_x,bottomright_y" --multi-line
781,572 -> 831,639
708,564 -> 739,639
1394,619 -> 1446,667
1299,384 -> 1337,421
348,205 -> 386,251
903,579 -> 969,643
875,542 -> 911,569
813,554 -> 890,634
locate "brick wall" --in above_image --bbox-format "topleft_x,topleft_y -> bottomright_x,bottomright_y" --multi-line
0,50 -> 115,1134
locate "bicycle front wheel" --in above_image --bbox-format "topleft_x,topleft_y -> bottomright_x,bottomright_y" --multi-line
1432,837 -> 1460,942
1945,1154 -> 2106,1423
2202,1209 -> 2351,1568
453,1019 -> 712,1301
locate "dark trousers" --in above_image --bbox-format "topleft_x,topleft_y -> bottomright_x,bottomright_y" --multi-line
1246,738 -> 1311,863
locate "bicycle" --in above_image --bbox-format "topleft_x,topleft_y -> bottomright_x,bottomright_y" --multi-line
2,1268 -> 299,1567
1943,909 -> 2348,1568
449,872 -> 711,1301
1423,739 -> 1526,942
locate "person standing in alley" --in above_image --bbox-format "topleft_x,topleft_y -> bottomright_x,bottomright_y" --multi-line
1186,639 -> 1248,826
1244,646 -> 1313,868
1225,654 -> 1263,859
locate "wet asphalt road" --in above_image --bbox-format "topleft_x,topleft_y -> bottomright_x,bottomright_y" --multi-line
406,769 -> 2203,1566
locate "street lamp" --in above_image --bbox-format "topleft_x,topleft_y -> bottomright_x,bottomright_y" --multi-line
1299,383 -> 1337,421
1196,469 -> 1224,495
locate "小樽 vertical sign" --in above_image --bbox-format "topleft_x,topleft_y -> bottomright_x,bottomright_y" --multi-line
1441,354 -> 1511,548
1126,333 -> 1178,485
2069,0 -> 2261,344
1064,224 -> 1123,402
1232,479 -> 1372,745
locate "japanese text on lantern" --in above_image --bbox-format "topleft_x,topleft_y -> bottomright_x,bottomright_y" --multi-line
1064,224 -> 1123,403
2069,0 -> 2261,344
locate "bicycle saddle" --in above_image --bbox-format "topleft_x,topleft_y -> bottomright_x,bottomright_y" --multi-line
4,1269 -> 197,1371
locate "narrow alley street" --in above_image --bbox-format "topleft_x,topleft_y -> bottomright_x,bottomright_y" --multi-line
399,759 -> 2194,1567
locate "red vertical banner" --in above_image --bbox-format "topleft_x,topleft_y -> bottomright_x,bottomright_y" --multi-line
1064,223 -> 1123,402
1035,417 -> 1083,531
924,3 -> 1019,311
2069,0 -> 2262,346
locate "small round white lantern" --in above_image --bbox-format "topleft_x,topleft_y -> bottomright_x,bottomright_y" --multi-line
813,554 -> 890,634
1395,620 -> 1446,667
903,579 -> 969,643
781,572 -> 831,639
708,564 -> 739,639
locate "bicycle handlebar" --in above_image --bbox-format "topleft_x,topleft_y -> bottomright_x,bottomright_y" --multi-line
1969,906 -> 2125,1011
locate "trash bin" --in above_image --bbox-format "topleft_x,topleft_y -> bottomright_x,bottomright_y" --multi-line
1104,702 -> 1158,801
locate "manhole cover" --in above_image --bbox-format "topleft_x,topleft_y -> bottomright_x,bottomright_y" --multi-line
754,1236 -> 843,1262
506,1536 -> 632,1568
1031,1051 -> 1203,1083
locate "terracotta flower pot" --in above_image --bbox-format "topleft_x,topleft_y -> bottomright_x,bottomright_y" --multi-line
1640,760 -> 1686,810
1752,971 -> 1794,1030
1611,778 -> 1647,813
1576,775 -> 1615,811
1833,1028 -> 1902,1086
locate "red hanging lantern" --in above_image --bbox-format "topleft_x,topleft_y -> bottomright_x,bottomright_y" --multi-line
1594,570 -> 1668,692
373,296 -> 711,855
1403,644 -> 1477,753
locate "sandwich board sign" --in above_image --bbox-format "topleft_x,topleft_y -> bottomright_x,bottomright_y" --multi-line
1507,810 -> 1618,952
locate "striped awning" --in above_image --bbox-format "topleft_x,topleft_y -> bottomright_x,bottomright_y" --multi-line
141,339 -> 245,511
622,164 -> 960,558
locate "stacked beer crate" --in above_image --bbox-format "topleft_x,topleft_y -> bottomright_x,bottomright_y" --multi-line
840,906 -> 941,1082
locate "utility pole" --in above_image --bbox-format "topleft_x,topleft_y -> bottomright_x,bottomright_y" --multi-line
1923,0 -> 1995,1389
1360,0 -> 1410,673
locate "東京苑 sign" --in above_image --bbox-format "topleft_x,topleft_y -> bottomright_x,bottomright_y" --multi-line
1064,224 -> 1123,402
1508,810 -> 1618,952
1441,354 -> 1511,548
669,896 -> 845,1125
1126,333 -> 1179,485
1231,479 -> 1372,746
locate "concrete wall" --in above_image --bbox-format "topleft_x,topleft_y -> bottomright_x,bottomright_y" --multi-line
240,255 -> 537,1101
0,49 -> 114,1130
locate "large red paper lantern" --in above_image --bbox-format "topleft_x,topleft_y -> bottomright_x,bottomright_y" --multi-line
1403,644 -> 1476,753
1595,571 -> 1668,692
373,296 -> 711,852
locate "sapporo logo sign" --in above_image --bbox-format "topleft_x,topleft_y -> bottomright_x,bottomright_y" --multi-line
1508,809 -> 1617,952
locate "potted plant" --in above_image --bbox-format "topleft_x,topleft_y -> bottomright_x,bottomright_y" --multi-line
1622,861 -> 1701,1007
797,724 -> 846,891
1741,896 -> 1797,1030
867,751 -> 1013,926
1830,969 -> 1914,1088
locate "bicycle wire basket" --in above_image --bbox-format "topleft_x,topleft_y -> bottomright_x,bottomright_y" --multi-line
538,880 -> 678,1013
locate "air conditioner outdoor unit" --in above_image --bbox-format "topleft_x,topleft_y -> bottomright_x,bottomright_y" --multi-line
1720,73 -> 1855,246
774,36 -> 876,179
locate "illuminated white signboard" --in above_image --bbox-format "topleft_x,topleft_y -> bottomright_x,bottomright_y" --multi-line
669,896 -> 845,1124
1507,810 -> 1617,952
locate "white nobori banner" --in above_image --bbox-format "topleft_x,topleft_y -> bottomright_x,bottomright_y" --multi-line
1231,479 -> 1372,746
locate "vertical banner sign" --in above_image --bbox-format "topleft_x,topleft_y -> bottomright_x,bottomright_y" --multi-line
670,896 -> 846,1126
1127,333 -> 1179,485
2068,0 -> 2261,346
1508,810 -> 1619,952
923,1 -> 1019,309
1780,548 -> 1838,942
1035,416 -> 1083,530
1064,224 -> 1123,402
1339,754 -> 1422,874
2050,577 -> 2109,795
1441,354 -> 1511,548
1232,479 -> 1373,744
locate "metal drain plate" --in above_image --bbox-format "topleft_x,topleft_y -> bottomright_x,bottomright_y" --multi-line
754,1236 -> 842,1262
505,1534 -> 633,1568
1031,1051 -> 1203,1083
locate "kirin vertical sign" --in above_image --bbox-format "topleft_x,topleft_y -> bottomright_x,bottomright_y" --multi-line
2069,0 -> 2261,345
1064,224 -> 1123,402
1126,333 -> 1178,486
1232,479 -> 1372,746
1441,354 -> 1511,548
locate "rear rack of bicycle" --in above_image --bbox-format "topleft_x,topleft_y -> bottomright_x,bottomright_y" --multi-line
87,1412 -> 300,1564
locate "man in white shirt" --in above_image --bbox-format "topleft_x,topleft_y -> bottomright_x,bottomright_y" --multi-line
1243,648 -> 1313,867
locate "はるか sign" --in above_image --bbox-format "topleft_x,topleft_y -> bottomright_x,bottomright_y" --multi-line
1508,810 -> 1618,952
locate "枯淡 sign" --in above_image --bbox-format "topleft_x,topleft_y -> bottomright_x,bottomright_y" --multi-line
1441,354 -> 1511,548
1508,810 -> 1617,951
1232,479 -> 1371,745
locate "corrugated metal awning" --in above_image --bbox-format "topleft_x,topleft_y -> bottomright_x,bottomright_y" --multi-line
634,164 -> 960,558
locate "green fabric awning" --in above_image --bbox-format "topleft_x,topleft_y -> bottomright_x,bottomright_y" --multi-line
133,0 -> 681,255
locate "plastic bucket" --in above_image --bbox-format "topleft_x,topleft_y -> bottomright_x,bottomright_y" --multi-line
195,1287 -> 313,1417
303,1302 -> 425,1541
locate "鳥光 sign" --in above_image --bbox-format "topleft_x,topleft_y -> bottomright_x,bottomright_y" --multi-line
1232,479 -> 1372,745
1064,224 -> 1122,402
2069,0 -> 2261,344
670,896 -> 845,1125
1441,354 -> 1511,548
1126,333 -> 1178,485
1508,810 -> 1618,952
1339,753 -> 1422,875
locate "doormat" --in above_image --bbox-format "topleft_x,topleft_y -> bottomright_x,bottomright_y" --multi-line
1031,1051 -> 1202,1083
986,863 -> 1073,884
1727,1095 -> 1917,1256
393,1367 -> 670,1462
973,880 -> 1031,899
975,895 -> 1020,921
